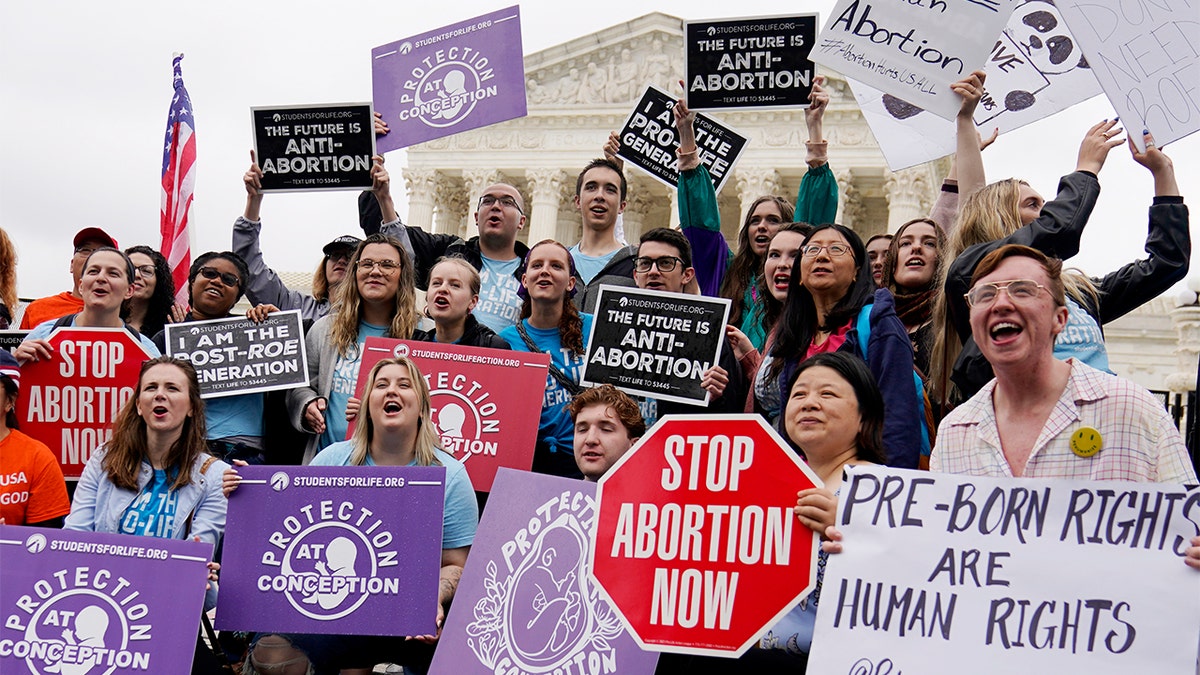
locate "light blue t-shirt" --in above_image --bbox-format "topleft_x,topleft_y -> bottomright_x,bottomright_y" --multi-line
118,467 -> 179,538
321,322 -> 388,450
499,315 -> 593,456
25,318 -> 161,357
1054,298 -> 1111,374
475,255 -> 522,333
568,245 -> 621,285
206,393 -> 265,441
309,441 -> 478,549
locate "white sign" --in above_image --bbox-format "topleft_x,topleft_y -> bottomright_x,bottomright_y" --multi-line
853,0 -> 1103,170
812,0 -> 1019,120
1057,0 -> 1200,151
808,466 -> 1200,674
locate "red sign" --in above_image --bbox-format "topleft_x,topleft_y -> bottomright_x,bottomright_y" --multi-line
16,328 -> 156,478
589,415 -> 822,656
351,338 -> 549,492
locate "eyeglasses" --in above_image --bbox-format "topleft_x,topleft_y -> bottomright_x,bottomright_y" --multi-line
802,243 -> 852,258
479,195 -> 523,213
74,245 -> 99,257
634,256 -> 683,273
197,266 -> 241,287
134,264 -> 156,279
326,251 -> 351,264
356,259 -> 401,275
965,279 -> 1047,307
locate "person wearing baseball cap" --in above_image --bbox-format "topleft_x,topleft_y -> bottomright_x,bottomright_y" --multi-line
0,350 -> 71,527
234,151 -> 362,322
18,227 -> 118,329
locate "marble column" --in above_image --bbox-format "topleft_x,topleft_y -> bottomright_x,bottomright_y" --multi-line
402,168 -> 438,231
1166,304 -> 1200,394
620,184 -> 654,245
526,168 -> 569,244
433,175 -> 469,237
835,169 -> 864,229
668,187 -> 681,230
884,168 -> 932,232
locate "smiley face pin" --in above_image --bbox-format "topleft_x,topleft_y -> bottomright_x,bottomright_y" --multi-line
1070,427 -> 1102,458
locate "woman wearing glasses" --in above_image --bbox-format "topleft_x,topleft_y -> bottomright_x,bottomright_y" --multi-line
123,245 -> 184,340
288,234 -> 420,463
235,151 -> 362,322
499,240 -> 592,477
767,224 -> 922,469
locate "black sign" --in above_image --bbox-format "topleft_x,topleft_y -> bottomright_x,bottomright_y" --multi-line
251,102 -> 375,192
582,286 -> 731,405
685,14 -> 819,110
0,330 -> 28,353
165,310 -> 308,398
617,86 -> 749,195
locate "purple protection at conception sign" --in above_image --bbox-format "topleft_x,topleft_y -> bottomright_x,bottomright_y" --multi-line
372,6 -> 528,153
216,465 -> 446,636
0,525 -> 212,675
431,468 -> 658,675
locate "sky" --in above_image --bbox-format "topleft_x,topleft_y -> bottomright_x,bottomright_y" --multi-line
2,0 -> 1197,301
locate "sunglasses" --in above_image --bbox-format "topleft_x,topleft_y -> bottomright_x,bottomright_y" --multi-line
197,266 -> 241,287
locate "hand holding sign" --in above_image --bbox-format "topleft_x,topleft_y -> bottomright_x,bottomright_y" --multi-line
1129,131 -> 1180,198
1076,119 -> 1126,175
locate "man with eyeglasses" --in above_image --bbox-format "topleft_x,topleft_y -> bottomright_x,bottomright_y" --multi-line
933,244 -> 1196,484
19,227 -> 118,329
631,228 -> 745,421
362,156 -> 529,333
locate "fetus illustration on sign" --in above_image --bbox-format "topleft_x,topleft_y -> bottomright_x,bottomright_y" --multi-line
302,536 -> 358,610
435,70 -> 469,120
43,605 -> 108,675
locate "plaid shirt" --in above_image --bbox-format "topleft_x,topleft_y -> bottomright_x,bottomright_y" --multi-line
933,359 -> 1198,483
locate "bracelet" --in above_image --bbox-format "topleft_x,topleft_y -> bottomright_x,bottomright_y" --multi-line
676,147 -> 699,158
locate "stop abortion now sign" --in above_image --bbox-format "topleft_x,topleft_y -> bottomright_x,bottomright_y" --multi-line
16,328 -> 155,478
590,415 -> 822,656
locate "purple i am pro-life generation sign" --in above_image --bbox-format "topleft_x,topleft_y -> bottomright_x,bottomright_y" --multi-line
216,465 -> 445,636
372,6 -> 527,153
0,525 -> 212,675
432,469 -> 659,675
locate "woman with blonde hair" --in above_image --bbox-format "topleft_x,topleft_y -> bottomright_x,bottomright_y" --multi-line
0,227 -> 16,328
930,126 -> 1189,407
287,233 -> 420,462
415,256 -> 510,350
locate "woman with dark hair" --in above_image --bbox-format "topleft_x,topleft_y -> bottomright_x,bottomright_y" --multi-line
499,240 -> 592,477
674,77 -> 837,350
16,247 -> 160,362
414,257 -> 510,350
65,356 -> 226,609
0,350 -> 70,527
881,218 -> 945,376
757,351 -> 885,662
288,234 -> 420,462
768,224 -> 921,469
124,245 -> 182,340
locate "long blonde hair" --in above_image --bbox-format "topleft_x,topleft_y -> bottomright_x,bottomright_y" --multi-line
348,356 -> 441,467
329,234 -> 418,357
929,179 -> 1098,405
0,227 -> 17,311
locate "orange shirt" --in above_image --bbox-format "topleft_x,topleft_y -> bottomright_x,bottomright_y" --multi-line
0,429 -> 71,525
18,291 -> 83,330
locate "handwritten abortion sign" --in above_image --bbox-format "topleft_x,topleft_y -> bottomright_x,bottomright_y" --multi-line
217,465 -> 445,636
852,0 -> 1103,170
0,525 -> 212,675
684,14 -> 819,110
349,338 -> 548,492
812,0 -> 1018,120
252,103 -> 375,192
1057,0 -> 1199,151
617,86 -> 748,194
372,6 -> 526,153
807,466 -> 1200,674
432,469 -> 659,674
16,328 -> 154,479
165,310 -> 307,398
583,286 -> 731,406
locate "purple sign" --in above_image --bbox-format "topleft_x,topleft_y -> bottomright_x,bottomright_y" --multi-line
216,465 -> 445,636
432,469 -> 658,674
371,6 -> 527,152
0,525 -> 211,675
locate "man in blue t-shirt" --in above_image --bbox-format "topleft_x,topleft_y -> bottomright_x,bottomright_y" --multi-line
362,160 -> 528,333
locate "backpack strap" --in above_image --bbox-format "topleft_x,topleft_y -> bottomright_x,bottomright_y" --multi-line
855,304 -> 872,361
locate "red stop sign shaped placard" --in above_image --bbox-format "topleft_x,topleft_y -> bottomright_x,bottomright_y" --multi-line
589,414 -> 822,657
16,328 -> 155,478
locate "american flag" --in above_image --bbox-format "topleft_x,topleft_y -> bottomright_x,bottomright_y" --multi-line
160,53 -> 195,305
